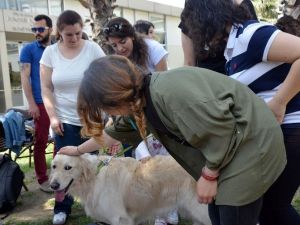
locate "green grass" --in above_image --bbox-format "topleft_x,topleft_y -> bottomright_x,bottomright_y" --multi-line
5,215 -> 94,225
15,143 -> 54,172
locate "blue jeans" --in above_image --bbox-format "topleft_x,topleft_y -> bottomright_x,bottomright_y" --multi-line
122,144 -> 133,157
208,197 -> 263,225
53,123 -> 87,215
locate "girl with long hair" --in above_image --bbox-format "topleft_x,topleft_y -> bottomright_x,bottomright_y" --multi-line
180,0 -> 300,224
77,55 -> 286,225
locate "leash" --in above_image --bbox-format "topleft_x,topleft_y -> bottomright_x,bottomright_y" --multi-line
97,145 -> 133,173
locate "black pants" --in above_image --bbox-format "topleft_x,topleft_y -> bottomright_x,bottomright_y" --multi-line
208,197 -> 263,225
259,125 -> 300,225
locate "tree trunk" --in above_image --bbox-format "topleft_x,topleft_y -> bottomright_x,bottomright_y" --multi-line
280,0 -> 300,19
78,0 -> 117,53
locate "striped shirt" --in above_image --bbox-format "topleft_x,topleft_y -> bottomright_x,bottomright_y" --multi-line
225,20 -> 300,124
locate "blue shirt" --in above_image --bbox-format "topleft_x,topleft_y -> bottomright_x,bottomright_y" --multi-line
225,20 -> 300,124
19,41 -> 47,104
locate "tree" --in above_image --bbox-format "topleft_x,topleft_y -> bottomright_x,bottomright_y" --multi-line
252,0 -> 279,21
279,0 -> 300,19
78,0 -> 117,53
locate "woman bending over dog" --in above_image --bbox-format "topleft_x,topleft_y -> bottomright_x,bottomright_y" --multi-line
63,55 -> 286,225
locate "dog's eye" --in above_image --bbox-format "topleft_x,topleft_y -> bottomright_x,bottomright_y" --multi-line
64,165 -> 72,170
52,165 -> 56,169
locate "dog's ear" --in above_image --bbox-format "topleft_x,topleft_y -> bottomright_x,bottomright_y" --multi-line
78,154 -> 98,181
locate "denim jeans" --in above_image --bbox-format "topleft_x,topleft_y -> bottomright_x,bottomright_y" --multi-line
53,123 -> 87,215
208,197 -> 263,225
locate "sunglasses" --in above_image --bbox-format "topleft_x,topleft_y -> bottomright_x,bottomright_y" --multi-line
103,24 -> 126,35
31,27 -> 49,33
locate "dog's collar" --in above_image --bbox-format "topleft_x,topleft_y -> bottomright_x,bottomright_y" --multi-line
97,156 -> 113,173
97,146 -> 133,174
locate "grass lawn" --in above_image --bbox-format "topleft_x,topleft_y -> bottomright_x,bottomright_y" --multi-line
2,145 -> 299,225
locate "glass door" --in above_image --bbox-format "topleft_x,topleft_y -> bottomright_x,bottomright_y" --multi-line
7,41 -> 25,108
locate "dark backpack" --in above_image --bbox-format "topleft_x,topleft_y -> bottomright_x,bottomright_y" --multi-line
0,154 -> 25,213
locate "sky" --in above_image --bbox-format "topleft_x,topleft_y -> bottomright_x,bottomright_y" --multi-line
146,0 -> 185,8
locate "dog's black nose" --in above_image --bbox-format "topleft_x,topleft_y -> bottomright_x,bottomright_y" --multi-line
50,181 -> 60,190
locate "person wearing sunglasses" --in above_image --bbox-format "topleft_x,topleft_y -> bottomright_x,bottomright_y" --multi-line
40,10 -> 106,225
19,14 -> 53,194
103,17 -> 178,225
103,17 -> 168,73
31,26 -> 50,34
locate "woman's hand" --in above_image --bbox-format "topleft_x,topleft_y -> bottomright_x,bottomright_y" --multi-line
267,97 -> 287,124
196,177 -> 217,204
50,117 -> 64,136
58,146 -> 80,156
107,143 -> 121,155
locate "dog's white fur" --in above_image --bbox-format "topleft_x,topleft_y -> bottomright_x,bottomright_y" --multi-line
50,154 -> 211,225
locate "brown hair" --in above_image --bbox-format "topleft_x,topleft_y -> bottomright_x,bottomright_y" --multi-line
56,10 -> 83,41
103,17 -> 149,70
276,15 -> 300,37
180,0 -> 252,61
134,20 -> 155,35
78,55 -> 147,143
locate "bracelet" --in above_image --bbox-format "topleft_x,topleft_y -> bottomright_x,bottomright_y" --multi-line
201,167 -> 218,181
76,146 -> 82,155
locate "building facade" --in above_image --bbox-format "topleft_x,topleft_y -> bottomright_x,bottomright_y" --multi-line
0,0 -> 184,113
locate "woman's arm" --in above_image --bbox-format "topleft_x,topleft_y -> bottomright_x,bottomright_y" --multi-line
181,32 -> 196,66
40,64 -> 63,136
155,57 -> 168,71
59,131 -> 121,156
20,63 -> 40,119
59,137 -> 101,156
267,32 -> 300,123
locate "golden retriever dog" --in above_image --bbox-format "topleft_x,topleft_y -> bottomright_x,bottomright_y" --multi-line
50,154 -> 211,225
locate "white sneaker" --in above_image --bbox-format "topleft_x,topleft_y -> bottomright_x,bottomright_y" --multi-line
166,210 -> 179,224
53,212 -> 67,225
154,218 -> 168,225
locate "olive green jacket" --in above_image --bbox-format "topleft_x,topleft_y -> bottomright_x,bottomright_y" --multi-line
105,66 -> 286,206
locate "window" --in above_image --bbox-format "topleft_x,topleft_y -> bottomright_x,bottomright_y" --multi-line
0,0 -> 7,9
114,7 -> 122,17
135,10 -> 149,21
149,13 -> 166,45
0,60 -> 5,113
49,0 -> 63,16
6,0 -> 18,10
20,0 -> 48,14
123,8 -> 134,25
7,42 -> 24,107
0,0 -> 54,14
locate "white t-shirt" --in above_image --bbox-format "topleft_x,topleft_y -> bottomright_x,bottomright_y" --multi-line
144,38 -> 168,72
40,40 -> 105,126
